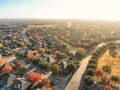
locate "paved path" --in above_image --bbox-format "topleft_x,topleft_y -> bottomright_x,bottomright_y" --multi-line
65,55 -> 92,90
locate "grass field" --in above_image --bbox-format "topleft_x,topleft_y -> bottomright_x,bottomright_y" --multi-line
97,50 -> 120,77
97,50 -> 120,89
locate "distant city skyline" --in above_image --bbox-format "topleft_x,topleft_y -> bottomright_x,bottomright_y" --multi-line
0,0 -> 120,21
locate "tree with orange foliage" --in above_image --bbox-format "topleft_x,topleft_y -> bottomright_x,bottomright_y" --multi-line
27,72 -> 42,87
54,50 -> 60,55
26,55 -> 35,61
2,65 -> 12,75
42,79 -> 55,90
42,78 -> 50,88
94,69 -> 104,81
38,48 -> 45,53
104,85 -> 112,90
0,60 -> 3,66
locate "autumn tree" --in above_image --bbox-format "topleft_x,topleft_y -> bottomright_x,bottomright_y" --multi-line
94,69 -> 104,81
42,78 -> 51,88
26,55 -> 35,61
27,72 -> 42,87
0,60 -> 3,67
104,85 -> 112,90
54,50 -> 60,55
2,65 -> 12,75
38,48 -> 45,53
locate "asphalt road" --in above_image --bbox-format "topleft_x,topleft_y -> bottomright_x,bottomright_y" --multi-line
65,55 -> 92,90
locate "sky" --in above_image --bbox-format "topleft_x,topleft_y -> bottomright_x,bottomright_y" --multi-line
0,0 -> 120,20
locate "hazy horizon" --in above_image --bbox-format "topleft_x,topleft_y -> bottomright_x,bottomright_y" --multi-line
1,0 -> 120,21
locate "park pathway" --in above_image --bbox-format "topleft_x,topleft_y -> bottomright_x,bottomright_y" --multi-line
65,55 -> 91,90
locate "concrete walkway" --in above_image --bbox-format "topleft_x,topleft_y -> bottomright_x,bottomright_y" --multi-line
65,55 -> 91,90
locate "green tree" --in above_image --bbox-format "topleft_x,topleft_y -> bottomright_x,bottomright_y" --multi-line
87,63 -> 97,70
111,76 -> 119,85
84,75 -> 94,86
50,64 -> 59,75
33,57 -> 42,65
75,48 -> 86,60
66,61 -> 77,73
86,68 -> 95,76
58,53 -> 67,59
39,61 -> 49,71
102,65 -> 111,73
89,59 -> 97,65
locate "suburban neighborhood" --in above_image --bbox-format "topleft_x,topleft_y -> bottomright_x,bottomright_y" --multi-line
0,19 -> 120,90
